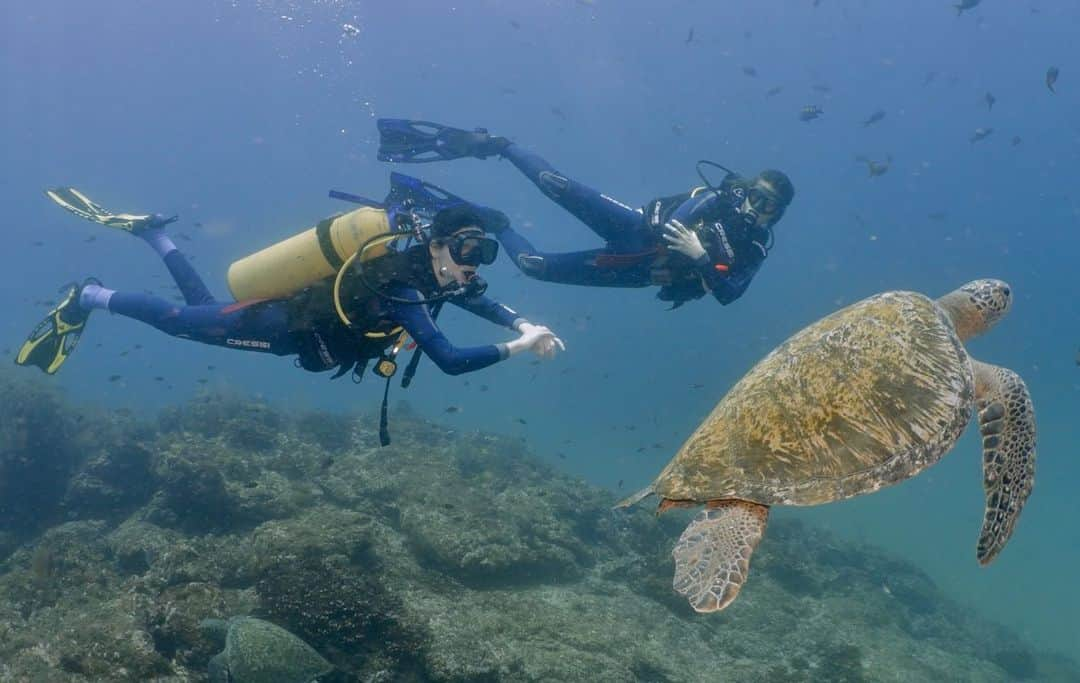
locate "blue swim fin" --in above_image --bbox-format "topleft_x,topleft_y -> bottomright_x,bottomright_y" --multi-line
376,119 -> 508,163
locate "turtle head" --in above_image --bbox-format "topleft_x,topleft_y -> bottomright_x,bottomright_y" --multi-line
937,279 -> 1012,341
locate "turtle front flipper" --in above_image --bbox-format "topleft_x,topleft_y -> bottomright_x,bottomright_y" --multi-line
672,500 -> 768,612
972,360 -> 1036,565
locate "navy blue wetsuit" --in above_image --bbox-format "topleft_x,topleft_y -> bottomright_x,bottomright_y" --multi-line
495,144 -> 769,305
107,248 -> 521,375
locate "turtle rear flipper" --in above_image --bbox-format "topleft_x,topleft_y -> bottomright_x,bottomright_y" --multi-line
672,500 -> 768,612
973,361 -> 1036,565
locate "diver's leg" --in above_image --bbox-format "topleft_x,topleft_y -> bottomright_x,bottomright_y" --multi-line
498,228 -> 650,288
501,144 -> 642,243
80,284 -> 294,355
139,227 -> 217,305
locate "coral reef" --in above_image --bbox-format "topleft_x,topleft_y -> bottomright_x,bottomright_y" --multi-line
0,374 -> 1076,682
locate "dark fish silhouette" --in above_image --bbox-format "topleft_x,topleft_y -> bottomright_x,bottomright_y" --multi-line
685,27 -> 694,44
444,406 -> 460,414
984,92 -> 996,110
954,0 -> 981,14
799,105 -> 824,122
855,155 -> 891,177
861,110 -> 886,127
742,66 -> 758,77
969,127 -> 993,143
765,85 -> 784,97
1046,66 -> 1059,93
923,71 -> 938,86
812,83 -> 832,93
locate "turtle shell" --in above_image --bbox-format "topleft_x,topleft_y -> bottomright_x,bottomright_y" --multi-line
655,291 -> 975,506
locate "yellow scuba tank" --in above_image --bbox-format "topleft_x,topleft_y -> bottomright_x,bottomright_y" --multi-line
227,207 -> 391,301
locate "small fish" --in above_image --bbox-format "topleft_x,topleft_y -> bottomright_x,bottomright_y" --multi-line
444,406 -> 460,414
197,378 -> 208,384
516,418 -> 527,425
207,365 -> 216,371
856,155 -> 891,177
812,83 -> 832,94
479,384 -> 489,392
1011,135 -> 1022,146
84,235 -> 97,243
154,376 -> 166,382
970,127 -> 993,143
193,222 -> 204,228
690,383 -> 705,389
923,71 -> 938,86
927,211 -> 948,221
617,479 -> 624,489
509,20 -> 521,29
765,85 -> 783,97
742,66 -> 758,77
861,110 -> 886,127
551,106 -> 567,119
557,452 -> 566,459
32,241 -> 44,247
685,27 -> 694,44
984,92 -> 996,110
671,123 -> 686,136
119,350 -> 129,357
1046,66 -> 1059,93
813,0 -> 823,6
799,105 -> 823,122
954,0 -> 981,15
1076,348 -> 1080,367
497,86 -> 518,96
108,375 -> 122,382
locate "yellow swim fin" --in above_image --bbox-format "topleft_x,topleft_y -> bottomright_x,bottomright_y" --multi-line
15,281 -> 95,374
44,187 -> 176,233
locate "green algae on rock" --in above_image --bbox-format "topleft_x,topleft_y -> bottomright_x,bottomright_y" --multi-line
0,379 -> 1076,682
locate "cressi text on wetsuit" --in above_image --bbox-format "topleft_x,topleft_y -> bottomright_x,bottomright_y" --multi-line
494,145 -> 770,305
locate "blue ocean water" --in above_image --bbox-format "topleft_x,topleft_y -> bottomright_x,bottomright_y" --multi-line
1,0 -> 1077,659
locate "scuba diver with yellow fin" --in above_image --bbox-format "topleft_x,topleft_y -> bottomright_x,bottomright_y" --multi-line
16,175 -> 564,444
378,119 -> 795,308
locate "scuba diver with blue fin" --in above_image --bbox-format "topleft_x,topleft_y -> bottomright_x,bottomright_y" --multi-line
16,177 -> 564,444
377,119 -> 795,308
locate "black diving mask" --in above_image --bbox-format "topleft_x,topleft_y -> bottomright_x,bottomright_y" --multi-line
448,233 -> 499,266
747,187 -> 783,215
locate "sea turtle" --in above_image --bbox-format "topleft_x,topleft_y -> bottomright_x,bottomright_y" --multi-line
199,616 -> 335,683
619,279 -> 1036,613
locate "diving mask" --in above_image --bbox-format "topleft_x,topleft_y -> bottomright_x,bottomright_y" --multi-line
447,232 -> 499,266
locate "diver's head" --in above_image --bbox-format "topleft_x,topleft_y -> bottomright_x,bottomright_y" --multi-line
428,205 -> 500,288
739,170 -> 795,229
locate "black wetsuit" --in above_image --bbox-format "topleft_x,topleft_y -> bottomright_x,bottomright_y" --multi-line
495,144 -> 771,306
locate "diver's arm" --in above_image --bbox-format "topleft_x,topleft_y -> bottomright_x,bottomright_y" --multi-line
701,257 -> 763,305
387,289 -> 505,376
451,294 -> 524,330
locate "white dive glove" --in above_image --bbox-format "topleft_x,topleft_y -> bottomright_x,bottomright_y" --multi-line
661,219 -> 708,262
507,322 -> 566,359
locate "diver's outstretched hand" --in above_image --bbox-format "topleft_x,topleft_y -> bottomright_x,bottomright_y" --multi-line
508,322 -> 566,359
